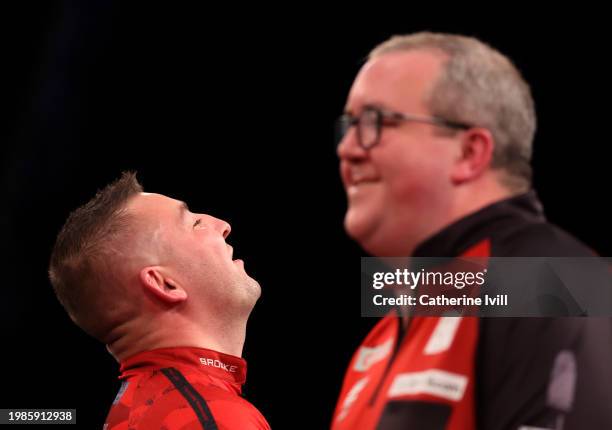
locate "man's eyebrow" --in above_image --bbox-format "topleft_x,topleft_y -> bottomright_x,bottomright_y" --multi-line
363,102 -> 389,111
344,102 -> 389,115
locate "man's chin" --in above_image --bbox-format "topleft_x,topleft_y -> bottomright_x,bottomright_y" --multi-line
344,212 -> 401,256
242,276 -> 262,300
344,211 -> 376,245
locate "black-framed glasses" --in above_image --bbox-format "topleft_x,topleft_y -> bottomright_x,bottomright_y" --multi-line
335,106 -> 472,150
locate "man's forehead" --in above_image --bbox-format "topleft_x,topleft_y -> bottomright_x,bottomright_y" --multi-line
128,192 -> 181,214
346,50 -> 445,112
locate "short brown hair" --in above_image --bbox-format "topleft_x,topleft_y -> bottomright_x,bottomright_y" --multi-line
370,32 -> 536,192
49,172 -> 143,339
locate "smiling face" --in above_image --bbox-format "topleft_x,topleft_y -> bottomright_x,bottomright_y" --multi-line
337,50 -> 462,256
126,192 -> 261,316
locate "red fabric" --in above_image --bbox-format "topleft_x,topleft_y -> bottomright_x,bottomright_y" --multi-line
332,240 -> 490,430
461,239 -> 491,258
104,347 -> 270,430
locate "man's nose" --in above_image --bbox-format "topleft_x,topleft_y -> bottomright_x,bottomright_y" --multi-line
337,127 -> 367,160
210,216 -> 231,239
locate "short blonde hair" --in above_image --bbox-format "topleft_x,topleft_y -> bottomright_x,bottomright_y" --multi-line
49,172 -> 143,339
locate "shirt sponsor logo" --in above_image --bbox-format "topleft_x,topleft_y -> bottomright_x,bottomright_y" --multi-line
353,338 -> 393,372
199,357 -> 238,373
547,350 -> 576,412
336,376 -> 370,422
424,317 -> 462,355
388,369 -> 468,402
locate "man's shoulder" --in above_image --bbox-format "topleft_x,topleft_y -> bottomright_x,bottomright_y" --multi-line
106,367 -> 269,429
492,218 -> 595,257
148,366 -> 268,425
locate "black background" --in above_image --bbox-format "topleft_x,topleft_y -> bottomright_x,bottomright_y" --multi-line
2,3 -> 610,429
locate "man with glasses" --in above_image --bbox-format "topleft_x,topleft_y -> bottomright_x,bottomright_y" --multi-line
332,32 -> 612,430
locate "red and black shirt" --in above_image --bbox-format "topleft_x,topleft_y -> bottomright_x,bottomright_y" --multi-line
332,191 -> 612,430
104,346 -> 270,430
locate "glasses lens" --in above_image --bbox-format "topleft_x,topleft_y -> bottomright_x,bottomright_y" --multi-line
335,115 -> 352,147
360,109 -> 380,149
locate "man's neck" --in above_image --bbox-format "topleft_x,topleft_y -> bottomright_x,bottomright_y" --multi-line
447,178 -> 517,229
105,315 -> 248,362
397,177 -> 519,325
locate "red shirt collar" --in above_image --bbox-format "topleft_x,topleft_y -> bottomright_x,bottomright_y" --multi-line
119,346 -> 247,386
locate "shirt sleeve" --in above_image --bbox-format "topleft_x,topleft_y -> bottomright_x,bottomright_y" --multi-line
476,317 -> 612,429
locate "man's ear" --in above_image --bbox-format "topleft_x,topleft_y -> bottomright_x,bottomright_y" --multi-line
139,267 -> 188,304
451,128 -> 495,184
